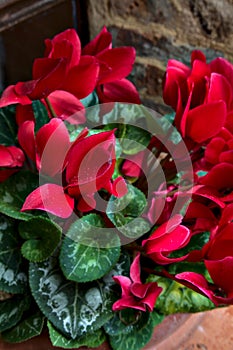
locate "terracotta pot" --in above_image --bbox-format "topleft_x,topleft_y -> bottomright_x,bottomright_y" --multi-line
1,306 -> 233,350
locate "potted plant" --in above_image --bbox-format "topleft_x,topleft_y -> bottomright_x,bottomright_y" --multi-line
0,27 -> 233,350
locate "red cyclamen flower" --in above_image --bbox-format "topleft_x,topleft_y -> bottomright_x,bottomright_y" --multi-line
142,214 -> 191,264
0,145 -> 25,182
21,128 -> 127,217
112,253 -> 162,312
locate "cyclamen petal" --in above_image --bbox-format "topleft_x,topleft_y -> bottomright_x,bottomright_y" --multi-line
62,56 -> 99,99
130,252 -> 141,284
112,296 -> 147,312
36,118 -> 71,176
185,101 -> 227,143
45,91 -> 85,123
82,26 -> 112,56
205,257 -> 233,296
18,121 -> 36,161
0,145 -> 24,167
0,85 -> 31,108
21,184 -> 74,218
97,79 -> 141,104
45,28 -> 81,68
97,47 -> 136,84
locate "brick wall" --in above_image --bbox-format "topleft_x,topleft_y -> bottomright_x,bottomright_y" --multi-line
87,0 -> 233,111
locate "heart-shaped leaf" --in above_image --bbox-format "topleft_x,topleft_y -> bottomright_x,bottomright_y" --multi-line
0,105 -> 17,146
29,256 -> 115,339
2,311 -> 44,343
0,215 -> 27,293
104,309 -> 150,337
106,184 -> 150,238
47,321 -> 106,349
19,217 -> 62,262
109,313 -> 154,350
150,273 -> 214,315
102,249 -> 130,287
0,294 -> 30,332
0,171 -> 39,220
32,100 -> 50,132
120,125 -> 150,155
60,214 -> 120,282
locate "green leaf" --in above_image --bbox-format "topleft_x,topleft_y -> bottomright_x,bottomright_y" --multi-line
169,231 -> 210,259
151,310 -> 164,327
29,256 -> 115,339
102,249 -> 130,287
149,275 -> 214,314
120,125 -> 151,155
0,215 -> 27,293
2,311 -> 44,343
19,217 -> 62,262
0,294 -> 30,332
109,313 -> 154,350
48,321 -> 106,349
104,309 -> 150,336
0,171 -> 39,220
80,91 -> 99,108
106,184 -> 150,238
60,214 -> 120,282
32,100 -> 50,132
102,103 -> 145,125
0,105 -> 17,146
82,91 -> 100,124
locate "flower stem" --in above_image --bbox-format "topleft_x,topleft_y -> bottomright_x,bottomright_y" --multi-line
44,97 -> 57,118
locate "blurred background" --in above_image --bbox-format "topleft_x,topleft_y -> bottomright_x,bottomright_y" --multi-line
0,0 -> 233,111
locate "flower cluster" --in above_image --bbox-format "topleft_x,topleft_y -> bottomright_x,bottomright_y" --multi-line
0,27 -> 233,350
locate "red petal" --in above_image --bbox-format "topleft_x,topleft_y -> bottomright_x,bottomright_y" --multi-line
210,57 -> 233,89
147,251 -> 188,264
31,58 -> 66,99
130,253 -> 141,284
82,26 -> 112,55
76,193 -> 96,212
111,177 -> 128,197
46,91 -> 85,124
219,203 -> 233,227
112,296 -> 146,312
185,101 -> 226,143
0,146 -> 15,167
18,121 -> 36,161
97,79 -> 141,104
205,257 -> 233,295
36,119 -> 70,176
62,56 -> 99,99
163,63 -> 189,110
21,184 -> 74,218
45,28 -> 81,67
7,146 -> 25,167
175,271 -> 215,301
144,225 -> 190,253
0,85 -> 31,107
204,137 -> 225,164
200,163 -> 233,190
97,47 -> 136,84
143,214 -> 183,243
113,275 -> 132,297
0,169 -> 17,183
66,130 -> 116,190
16,104 -> 35,125
219,150 -> 233,164
122,151 -> 145,177
191,50 -> 206,65
141,283 -> 163,312
208,73 -> 232,107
